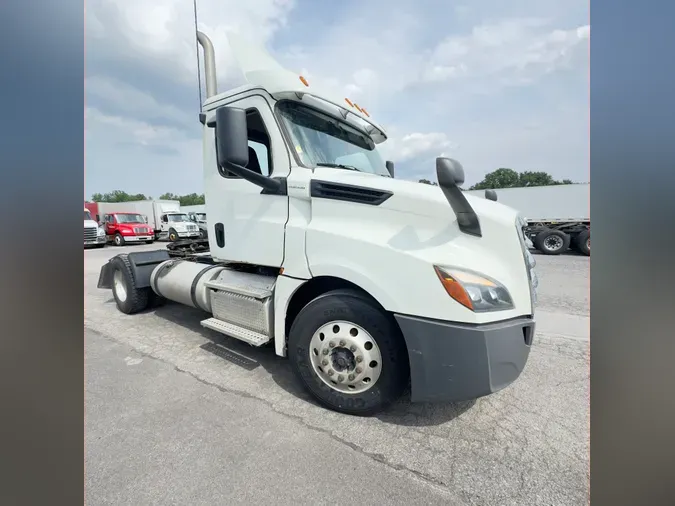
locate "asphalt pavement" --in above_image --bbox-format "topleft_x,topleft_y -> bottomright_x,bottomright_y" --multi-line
85,243 -> 589,505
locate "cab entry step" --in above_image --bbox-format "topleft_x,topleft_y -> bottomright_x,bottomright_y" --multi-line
200,318 -> 271,347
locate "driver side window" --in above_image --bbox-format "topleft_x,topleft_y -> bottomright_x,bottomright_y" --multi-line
217,107 -> 272,178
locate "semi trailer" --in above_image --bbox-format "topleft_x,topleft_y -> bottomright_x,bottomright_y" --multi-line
98,32 -> 539,416
465,184 -> 590,256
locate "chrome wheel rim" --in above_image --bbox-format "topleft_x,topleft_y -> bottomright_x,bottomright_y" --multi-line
309,320 -> 382,394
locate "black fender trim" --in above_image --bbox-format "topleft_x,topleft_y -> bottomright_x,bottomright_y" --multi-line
127,250 -> 171,289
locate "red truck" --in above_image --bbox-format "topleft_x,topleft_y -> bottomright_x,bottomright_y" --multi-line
102,212 -> 155,246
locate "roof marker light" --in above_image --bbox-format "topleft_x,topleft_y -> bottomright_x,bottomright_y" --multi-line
345,98 -> 355,107
299,76 -> 309,87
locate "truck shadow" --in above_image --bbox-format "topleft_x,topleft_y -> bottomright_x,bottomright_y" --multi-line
150,302 -> 475,427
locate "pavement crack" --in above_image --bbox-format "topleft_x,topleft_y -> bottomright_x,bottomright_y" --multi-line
89,326 -> 460,499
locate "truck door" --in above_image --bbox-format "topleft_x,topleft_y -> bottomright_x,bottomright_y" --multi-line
104,214 -> 114,238
204,94 -> 290,268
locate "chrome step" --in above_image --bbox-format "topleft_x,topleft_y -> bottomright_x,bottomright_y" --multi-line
200,318 -> 271,347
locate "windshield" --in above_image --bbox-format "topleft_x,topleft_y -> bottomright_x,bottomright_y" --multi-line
276,101 -> 389,177
84,210 -> 92,221
195,213 -> 206,221
116,213 -> 144,224
167,214 -> 190,223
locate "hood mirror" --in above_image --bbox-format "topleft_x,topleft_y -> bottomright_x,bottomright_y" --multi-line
485,189 -> 498,202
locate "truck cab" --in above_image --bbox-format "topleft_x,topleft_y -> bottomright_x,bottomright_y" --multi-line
84,208 -> 106,248
187,211 -> 208,238
103,212 -> 154,246
98,32 -> 538,416
157,212 -> 201,242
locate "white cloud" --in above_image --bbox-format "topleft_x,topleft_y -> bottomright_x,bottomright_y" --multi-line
422,19 -> 590,86
85,0 -> 589,197
382,132 -> 455,163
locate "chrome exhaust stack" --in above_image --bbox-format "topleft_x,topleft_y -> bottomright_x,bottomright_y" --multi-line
197,31 -> 218,99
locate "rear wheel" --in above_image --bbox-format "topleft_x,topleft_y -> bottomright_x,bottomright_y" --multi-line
114,233 -> 125,247
533,229 -> 570,255
288,289 -> 409,416
110,254 -> 149,314
574,229 -> 590,256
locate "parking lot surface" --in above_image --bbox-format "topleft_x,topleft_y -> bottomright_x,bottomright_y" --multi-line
85,244 -> 589,505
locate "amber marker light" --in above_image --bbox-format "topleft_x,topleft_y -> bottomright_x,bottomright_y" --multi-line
434,266 -> 474,310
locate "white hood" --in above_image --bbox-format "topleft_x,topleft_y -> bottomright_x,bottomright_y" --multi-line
84,219 -> 99,228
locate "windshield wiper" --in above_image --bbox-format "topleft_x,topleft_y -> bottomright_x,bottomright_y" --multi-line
315,163 -> 360,172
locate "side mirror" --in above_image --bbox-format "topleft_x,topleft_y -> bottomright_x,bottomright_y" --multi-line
215,107 -> 249,169
215,106 -> 281,193
435,157 -> 465,187
485,189 -> 498,202
386,160 -> 395,177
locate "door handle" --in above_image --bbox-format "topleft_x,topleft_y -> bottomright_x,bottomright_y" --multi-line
215,223 -> 225,247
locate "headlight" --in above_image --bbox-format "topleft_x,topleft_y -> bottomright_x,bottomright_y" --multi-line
97,227 -> 105,236
434,266 -> 514,312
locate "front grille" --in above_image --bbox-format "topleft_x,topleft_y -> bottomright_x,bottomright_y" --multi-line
84,227 -> 97,241
133,227 -> 150,234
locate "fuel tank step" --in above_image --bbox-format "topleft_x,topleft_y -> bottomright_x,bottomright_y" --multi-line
200,318 -> 271,347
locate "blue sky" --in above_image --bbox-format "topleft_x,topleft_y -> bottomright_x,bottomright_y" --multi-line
85,0 -> 589,198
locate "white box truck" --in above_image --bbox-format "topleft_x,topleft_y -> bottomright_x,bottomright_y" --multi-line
98,32 -> 538,416
465,184 -> 590,256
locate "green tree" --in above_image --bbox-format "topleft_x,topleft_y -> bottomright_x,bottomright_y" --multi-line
418,179 -> 438,185
518,171 -> 557,187
469,168 -> 520,190
159,192 -> 205,206
90,190 -> 148,202
469,168 -> 576,190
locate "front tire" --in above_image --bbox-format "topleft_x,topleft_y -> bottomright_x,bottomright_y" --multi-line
145,240 -> 154,245
288,289 -> 409,416
168,228 -> 179,242
110,254 -> 149,314
114,233 -> 125,247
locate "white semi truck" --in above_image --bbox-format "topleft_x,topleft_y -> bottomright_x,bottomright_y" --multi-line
465,184 -> 590,256
84,208 -> 106,248
182,204 -> 208,238
98,32 -> 538,415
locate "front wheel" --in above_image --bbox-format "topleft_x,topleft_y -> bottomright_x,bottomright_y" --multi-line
288,289 -> 409,416
114,233 -> 125,247
168,228 -> 179,242
533,229 -> 570,255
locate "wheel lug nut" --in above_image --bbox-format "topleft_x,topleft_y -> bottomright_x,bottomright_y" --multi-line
322,349 -> 329,355
322,359 -> 328,366
355,367 -> 362,374
339,340 -> 346,347
327,370 -> 334,376
348,374 -> 355,381
329,341 -> 336,348
350,345 -> 356,352
337,375 -> 344,382
356,356 -> 363,363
